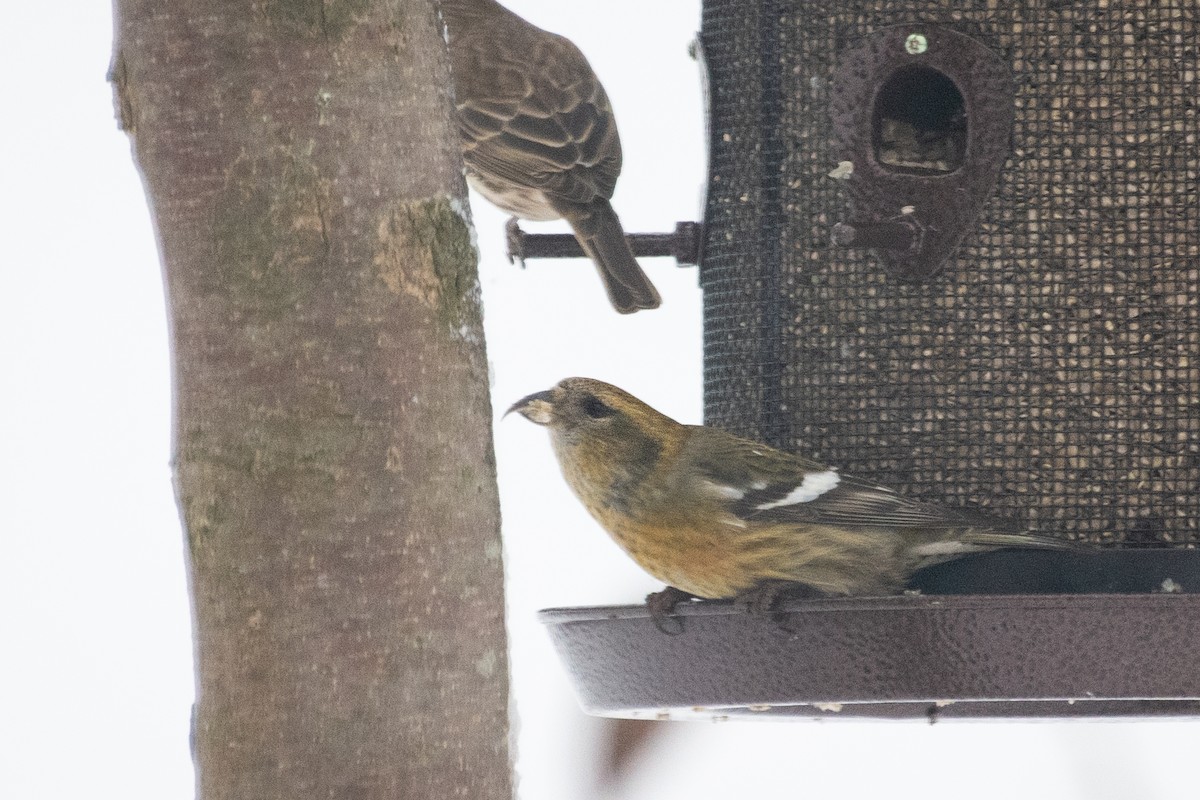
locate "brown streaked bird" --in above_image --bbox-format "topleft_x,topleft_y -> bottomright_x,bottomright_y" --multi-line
439,0 -> 661,314
508,377 -> 1078,626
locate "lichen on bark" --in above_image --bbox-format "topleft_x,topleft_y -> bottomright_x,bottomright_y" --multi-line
212,146 -> 331,318
263,0 -> 372,40
374,196 -> 479,329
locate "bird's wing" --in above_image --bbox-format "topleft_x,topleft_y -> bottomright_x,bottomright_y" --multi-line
679,426 -> 1012,532
453,32 -> 622,204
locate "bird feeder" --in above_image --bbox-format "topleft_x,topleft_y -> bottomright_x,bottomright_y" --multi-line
542,0 -> 1200,719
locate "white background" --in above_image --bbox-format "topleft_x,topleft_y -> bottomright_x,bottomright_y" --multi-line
2,1 -> 1194,798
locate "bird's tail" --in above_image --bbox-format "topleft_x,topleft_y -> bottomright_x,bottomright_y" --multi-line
939,504 -> 1085,552
555,198 -> 662,314
909,507 -> 1086,564
959,529 -> 1085,551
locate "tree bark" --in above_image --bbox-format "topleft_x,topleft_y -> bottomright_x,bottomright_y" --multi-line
110,2 -> 511,797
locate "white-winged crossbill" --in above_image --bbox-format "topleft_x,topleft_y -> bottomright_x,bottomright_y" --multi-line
509,377 -> 1077,624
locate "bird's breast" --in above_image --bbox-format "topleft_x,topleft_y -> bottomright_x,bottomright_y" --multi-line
466,171 -> 558,221
595,509 -> 757,599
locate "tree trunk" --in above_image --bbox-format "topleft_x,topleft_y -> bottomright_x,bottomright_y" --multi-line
110,2 -> 512,797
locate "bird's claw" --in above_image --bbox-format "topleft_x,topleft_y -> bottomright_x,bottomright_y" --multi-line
505,217 -> 526,267
734,581 -> 788,621
645,586 -> 696,635
735,581 -> 823,630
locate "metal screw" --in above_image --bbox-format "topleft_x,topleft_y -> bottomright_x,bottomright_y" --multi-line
905,33 -> 928,55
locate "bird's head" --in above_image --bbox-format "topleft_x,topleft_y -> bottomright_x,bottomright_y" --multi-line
506,377 -> 652,433
506,377 -> 680,483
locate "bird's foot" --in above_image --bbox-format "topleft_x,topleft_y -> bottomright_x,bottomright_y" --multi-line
505,217 -> 526,266
734,581 -> 824,628
645,586 -> 697,635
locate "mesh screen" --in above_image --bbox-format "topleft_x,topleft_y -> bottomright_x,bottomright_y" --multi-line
699,0 -> 1199,544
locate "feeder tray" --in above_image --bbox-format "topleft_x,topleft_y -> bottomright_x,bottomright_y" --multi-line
541,550 -> 1200,720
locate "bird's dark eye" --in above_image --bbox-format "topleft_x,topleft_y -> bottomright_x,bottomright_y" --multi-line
581,394 -> 615,419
